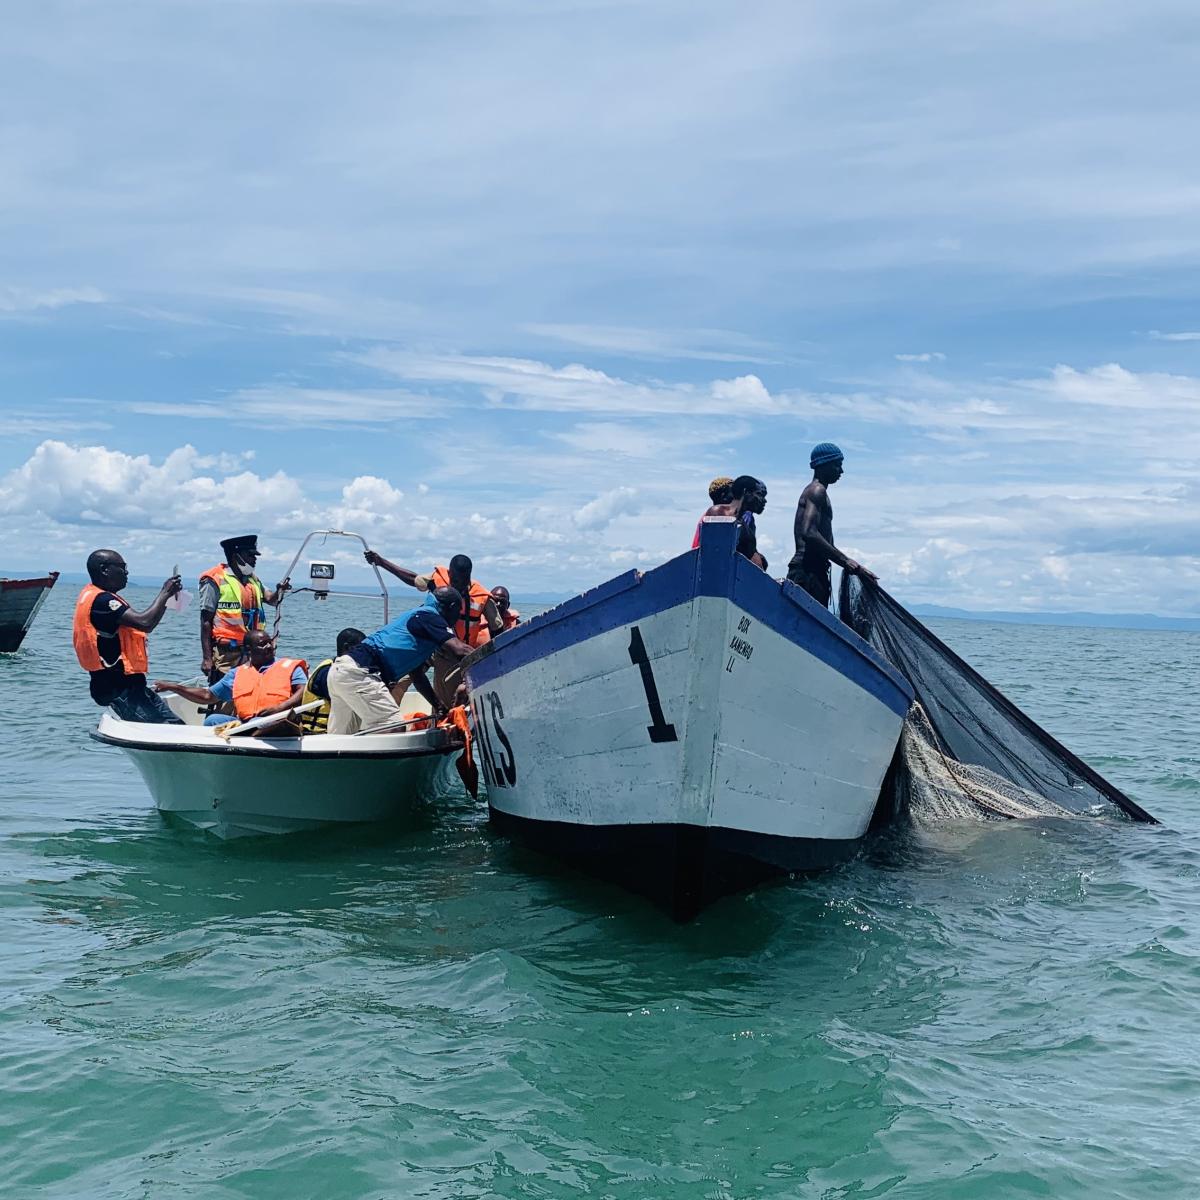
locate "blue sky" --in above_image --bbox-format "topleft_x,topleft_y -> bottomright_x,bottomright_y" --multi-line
3,0 -> 1200,612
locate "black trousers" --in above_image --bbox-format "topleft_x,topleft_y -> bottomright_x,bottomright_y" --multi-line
106,683 -> 183,725
786,560 -> 832,609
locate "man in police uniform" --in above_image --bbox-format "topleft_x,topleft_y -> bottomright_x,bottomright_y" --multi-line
198,535 -> 288,683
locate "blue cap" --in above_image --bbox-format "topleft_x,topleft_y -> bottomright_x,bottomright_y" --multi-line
810,442 -> 844,468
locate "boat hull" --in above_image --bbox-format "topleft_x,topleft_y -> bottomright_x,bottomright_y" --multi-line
0,573 -> 59,653
93,715 -> 457,839
465,520 -> 913,916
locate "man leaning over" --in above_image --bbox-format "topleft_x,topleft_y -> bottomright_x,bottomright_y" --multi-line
326,587 -> 474,735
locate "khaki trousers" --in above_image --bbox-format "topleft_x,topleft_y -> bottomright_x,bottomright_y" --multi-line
327,656 -> 402,735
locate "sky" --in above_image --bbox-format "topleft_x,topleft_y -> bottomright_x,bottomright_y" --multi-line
3,0 -> 1200,613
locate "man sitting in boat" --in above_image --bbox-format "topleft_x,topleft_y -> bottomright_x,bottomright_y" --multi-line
691,476 -> 734,548
153,630 -> 308,730
300,627 -> 366,734
491,586 -> 520,631
199,534 -> 289,684
474,586 -> 521,646
362,550 -> 503,704
786,443 -> 878,608
326,587 -> 474,734
73,550 -> 184,724
700,475 -> 769,570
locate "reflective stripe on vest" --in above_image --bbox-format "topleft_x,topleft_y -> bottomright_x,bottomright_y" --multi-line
231,657 -> 307,721
430,566 -> 493,647
200,565 -> 265,645
300,657 -> 333,733
72,584 -> 149,675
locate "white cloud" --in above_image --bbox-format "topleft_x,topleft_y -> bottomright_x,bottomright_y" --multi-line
572,486 -> 642,532
0,441 -> 305,532
895,351 -> 946,362
130,385 -> 445,429
0,286 -> 107,315
353,349 -> 796,417
523,323 -> 781,364
1148,330 -> 1200,342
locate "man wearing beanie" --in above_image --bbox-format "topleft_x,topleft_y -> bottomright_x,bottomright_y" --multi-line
787,443 -> 877,607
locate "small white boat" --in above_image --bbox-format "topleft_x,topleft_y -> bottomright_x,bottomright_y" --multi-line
92,704 -> 460,839
463,518 -> 915,916
0,571 -> 59,652
91,528 -> 460,839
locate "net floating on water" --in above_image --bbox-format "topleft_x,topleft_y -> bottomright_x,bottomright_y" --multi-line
837,573 -> 1156,825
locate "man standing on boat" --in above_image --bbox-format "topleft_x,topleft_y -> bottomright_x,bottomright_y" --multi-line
326,587 -> 475,734
154,630 -> 308,729
72,550 -> 184,724
363,550 -> 502,704
199,535 -> 288,683
787,443 -> 877,608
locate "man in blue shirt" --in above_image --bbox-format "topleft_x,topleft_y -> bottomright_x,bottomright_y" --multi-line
154,630 -> 308,727
326,587 -> 474,734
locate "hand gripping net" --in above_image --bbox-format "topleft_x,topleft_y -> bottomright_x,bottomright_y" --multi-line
838,574 -> 1155,825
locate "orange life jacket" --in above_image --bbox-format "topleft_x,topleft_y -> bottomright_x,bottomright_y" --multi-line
430,567 -> 494,647
200,564 -> 266,645
231,657 -> 307,720
474,607 -> 520,646
73,584 -> 149,675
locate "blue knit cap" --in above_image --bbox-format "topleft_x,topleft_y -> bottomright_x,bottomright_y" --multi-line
810,442 -> 844,468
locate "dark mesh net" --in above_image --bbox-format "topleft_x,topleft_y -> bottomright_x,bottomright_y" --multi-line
838,573 -> 1155,824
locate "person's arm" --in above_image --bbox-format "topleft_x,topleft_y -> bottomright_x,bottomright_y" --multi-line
262,579 -> 291,606
153,679 -> 219,705
406,664 -> 444,715
440,635 -> 474,659
200,610 -> 215,675
481,598 -> 504,635
120,575 -> 182,633
363,550 -> 423,589
796,489 -> 878,582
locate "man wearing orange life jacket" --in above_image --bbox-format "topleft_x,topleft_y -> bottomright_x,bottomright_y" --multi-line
363,550 -> 503,705
154,630 -> 308,730
475,586 -> 521,645
72,549 -> 184,724
199,534 -> 289,683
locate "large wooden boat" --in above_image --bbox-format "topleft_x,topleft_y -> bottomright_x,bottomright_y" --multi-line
463,519 -> 914,918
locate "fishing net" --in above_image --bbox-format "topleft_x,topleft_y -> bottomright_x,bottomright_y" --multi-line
837,573 -> 1155,825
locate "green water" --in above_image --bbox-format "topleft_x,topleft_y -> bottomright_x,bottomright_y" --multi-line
3,587 -> 1199,1198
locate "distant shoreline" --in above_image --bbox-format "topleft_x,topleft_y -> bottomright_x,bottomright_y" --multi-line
911,604 -> 1200,633
14,568 -> 1199,632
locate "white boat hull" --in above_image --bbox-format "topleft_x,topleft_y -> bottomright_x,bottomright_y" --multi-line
93,714 -> 458,839
465,520 -> 914,914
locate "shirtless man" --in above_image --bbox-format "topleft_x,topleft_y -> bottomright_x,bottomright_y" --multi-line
787,443 -> 877,607
702,475 -> 768,568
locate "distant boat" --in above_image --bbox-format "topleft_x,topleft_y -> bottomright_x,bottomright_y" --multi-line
0,572 -> 59,653
464,519 -> 914,918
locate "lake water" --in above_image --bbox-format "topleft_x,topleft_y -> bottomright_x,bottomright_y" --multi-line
3,584 -> 1199,1198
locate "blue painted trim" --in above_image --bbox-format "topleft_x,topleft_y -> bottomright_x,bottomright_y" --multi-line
465,520 -> 912,716
729,555 -> 913,713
